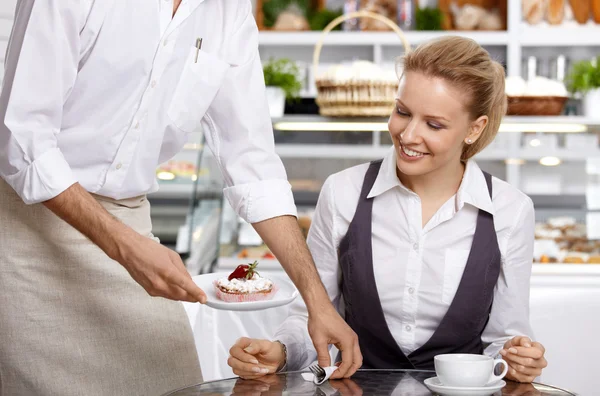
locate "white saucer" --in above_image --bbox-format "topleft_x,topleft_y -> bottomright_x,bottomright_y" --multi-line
424,377 -> 505,396
192,272 -> 299,311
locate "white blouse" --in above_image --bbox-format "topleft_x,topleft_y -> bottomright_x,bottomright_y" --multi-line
274,147 -> 535,370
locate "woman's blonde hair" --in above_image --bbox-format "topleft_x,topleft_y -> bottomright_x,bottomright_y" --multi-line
397,36 -> 507,161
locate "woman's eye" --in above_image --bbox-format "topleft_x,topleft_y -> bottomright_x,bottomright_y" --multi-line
396,108 -> 410,117
428,123 -> 443,130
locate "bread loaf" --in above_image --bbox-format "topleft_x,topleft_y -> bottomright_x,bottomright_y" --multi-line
523,0 -> 547,24
592,0 -> 600,22
568,0 -> 591,23
547,0 -> 566,23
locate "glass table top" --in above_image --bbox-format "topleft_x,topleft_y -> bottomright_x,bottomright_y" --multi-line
163,369 -> 576,396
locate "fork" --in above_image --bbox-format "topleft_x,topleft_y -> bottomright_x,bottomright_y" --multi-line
308,364 -> 327,384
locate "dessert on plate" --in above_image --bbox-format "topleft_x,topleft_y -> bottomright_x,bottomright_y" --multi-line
214,261 -> 277,303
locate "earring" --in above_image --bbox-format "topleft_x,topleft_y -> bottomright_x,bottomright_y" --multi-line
466,138 -> 473,144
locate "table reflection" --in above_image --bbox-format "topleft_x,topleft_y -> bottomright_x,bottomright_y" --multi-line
163,369 -> 576,396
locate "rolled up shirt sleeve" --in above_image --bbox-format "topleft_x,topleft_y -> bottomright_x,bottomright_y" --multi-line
0,0 -> 82,204
482,197 -> 536,358
201,0 -> 296,224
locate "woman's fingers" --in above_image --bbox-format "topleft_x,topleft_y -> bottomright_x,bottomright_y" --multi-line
228,356 -> 270,376
500,351 -> 547,369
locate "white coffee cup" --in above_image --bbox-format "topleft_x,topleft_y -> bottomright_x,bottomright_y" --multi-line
434,353 -> 509,388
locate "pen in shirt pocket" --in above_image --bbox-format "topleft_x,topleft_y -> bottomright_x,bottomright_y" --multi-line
194,38 -> 203,63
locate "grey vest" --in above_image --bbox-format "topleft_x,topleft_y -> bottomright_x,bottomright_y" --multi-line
338,160 -> 501,370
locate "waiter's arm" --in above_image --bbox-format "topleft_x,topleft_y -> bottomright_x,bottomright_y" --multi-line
201,0 -> 360,378
0,0 -> 206,303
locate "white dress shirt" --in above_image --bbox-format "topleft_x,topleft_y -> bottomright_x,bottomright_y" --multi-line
274,147 -> 535,370
0,0 -> 296,223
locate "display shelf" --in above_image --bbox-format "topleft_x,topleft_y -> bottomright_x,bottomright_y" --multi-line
218,254 -> 600,274
272,115 -> 600,132
519,148 -> 600,161
258,31 -> 509,47
529,194 -> 587,209
532,264 -> 600,276
519,22 -> 600,47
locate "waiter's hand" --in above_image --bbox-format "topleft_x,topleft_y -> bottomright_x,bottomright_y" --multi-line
308,304 -> 362,379
500,336 -> 547,383
118,231 -> 207,303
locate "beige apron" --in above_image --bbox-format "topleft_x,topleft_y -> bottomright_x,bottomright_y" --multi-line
0,180 -> 202,396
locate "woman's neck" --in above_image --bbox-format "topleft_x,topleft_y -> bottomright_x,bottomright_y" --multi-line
397,160 -> 466,202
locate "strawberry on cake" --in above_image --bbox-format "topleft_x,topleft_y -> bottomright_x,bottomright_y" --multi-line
214,261 -> 277,303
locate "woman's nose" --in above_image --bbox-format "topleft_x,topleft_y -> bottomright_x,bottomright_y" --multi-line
401,119 -> 420,144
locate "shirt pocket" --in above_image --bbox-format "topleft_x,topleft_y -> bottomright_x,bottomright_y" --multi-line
167,47 -> 230,134
442,249 -> 471,305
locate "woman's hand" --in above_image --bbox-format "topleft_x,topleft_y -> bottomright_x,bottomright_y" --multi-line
500,336 -> 548,383
228,337 -> 286,379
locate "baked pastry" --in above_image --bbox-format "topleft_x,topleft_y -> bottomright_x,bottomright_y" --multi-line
571,242 -> 594,253
237,245 -> 274,259
547,0 -> 566,23
563,256 -> 585,264
523,0 -> 547,24
539,255 -> 559,263
568,0 -> 591,23
587,256 -> 600,264
214,261 -> 277,302
593,0 -> 600,22
547,216 -> 577,230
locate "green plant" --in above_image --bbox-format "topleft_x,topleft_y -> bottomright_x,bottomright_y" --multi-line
263,58 -> 303,100
567,56 -> 600,95
309,8 -> 343,31
415,7 -> 443,31
262,0 -> 310,28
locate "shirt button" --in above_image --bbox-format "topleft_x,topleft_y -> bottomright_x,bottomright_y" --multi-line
408,287 -> 415,294
134,121 -> 140,129
413,243 -> 419,251
151,80 -> 157,88
163,39 -> 168,47
116,163 -> 122,170
405,325 -> 412,332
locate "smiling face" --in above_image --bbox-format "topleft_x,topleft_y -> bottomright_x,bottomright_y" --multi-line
388,71 -> 488,180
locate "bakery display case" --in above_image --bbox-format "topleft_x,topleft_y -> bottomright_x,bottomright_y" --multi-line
201,117 -> 600,272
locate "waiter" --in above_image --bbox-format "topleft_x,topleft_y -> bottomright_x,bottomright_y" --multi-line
0,1 -> 361,395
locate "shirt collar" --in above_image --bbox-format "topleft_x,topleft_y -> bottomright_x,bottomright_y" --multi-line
366,147 -> 495,215
456,160 -> 495,215
367,147 -> 403,199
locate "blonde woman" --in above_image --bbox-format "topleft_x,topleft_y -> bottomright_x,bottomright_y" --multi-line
228,36 -> 547,383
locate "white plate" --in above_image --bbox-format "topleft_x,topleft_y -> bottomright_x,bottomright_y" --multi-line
192,272 -> 299,311
424,377 -> 505,396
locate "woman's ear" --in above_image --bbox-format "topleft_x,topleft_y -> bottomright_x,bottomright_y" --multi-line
465,115 -> 489,145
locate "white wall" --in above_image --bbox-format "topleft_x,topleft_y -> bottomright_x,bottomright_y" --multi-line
0,0 -> 17,84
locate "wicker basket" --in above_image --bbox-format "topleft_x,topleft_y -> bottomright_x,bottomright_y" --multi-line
506,96 -> 568,116
312,11 -> 411,117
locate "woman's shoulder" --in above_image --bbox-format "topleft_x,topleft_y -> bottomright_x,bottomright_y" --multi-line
323,161 -> 373,194
321,161 -> 374,220
491,175 -> 534,215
